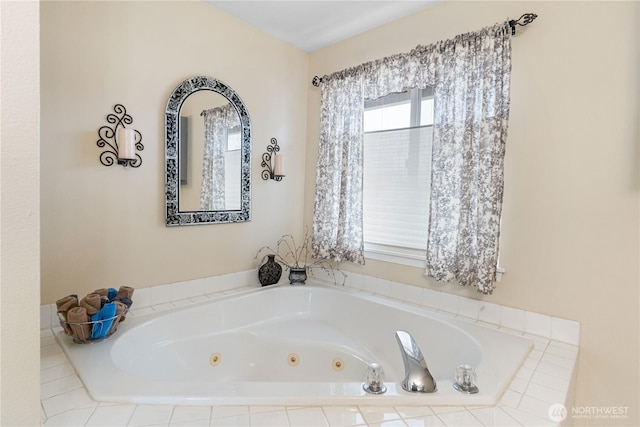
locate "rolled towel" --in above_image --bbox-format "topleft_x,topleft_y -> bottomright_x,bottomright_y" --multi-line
55,295 -> 78,312
116,286 -> 135,300
113,301 -> 128,322
67,306 -> 91,342
107,288 -> 118,301
55,295 -> 79,335
112,297 -> 133,308
80,293 -> 102,316
90,302 -> 117,340
92,288 -> 108,298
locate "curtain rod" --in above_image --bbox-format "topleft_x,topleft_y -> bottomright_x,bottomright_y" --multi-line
311,13 -> 538,87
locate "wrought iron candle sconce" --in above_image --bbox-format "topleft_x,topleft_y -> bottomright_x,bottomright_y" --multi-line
261,137 -> 285,181
96,104 -> 144,168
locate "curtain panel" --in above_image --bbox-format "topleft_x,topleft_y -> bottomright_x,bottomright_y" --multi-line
312,22 -> 511,294
200,103 -> 239,211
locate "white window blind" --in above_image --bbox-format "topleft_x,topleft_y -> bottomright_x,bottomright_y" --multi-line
363,126 -> 433,251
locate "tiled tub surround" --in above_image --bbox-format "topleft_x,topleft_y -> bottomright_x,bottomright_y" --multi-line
41,272 -> 580,426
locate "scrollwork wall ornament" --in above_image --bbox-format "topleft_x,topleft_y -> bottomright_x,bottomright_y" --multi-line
96,104 -> 144,167
261,137 -> 282,181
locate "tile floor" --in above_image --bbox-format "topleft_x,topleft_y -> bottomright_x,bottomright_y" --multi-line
41,286 -> 578,426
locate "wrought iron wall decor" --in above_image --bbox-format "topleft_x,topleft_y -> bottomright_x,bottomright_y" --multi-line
261,138 -> 285,181
96,104 -> 144,167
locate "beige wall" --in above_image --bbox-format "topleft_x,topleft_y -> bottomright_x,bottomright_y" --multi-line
305,1 -> 639,425
0,0 -> 41,424
40,1 -> 309,304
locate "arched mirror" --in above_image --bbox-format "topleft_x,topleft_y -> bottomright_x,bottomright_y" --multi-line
165,76 -> 251,225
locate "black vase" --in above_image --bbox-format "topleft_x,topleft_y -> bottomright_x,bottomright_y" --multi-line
258,255 -> 282,286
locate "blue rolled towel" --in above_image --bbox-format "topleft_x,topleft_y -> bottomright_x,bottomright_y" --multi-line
107,288 -> 118,301
90,302 -> 117,339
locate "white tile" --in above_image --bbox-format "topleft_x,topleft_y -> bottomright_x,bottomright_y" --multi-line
170,406 -> 211,424
134,287 -> 151,308
43,407 -> 95,427
501,306 -> 526,331
530,370 -> 569,393
368,420 -> 408,427
546,342 -> 578,360
41,352 -> 68,370
130,307 -> 155,317
41,362 -> 76,384
421,288 -> 441,310
500,406 -> 555,427
434,410 -> 481,426
535,361 -> 573,382
359,406 -> 401,423
509,376 -> 529,394
457,297 -> 483,320
212,406 -> 249,418
202,275 -> 226,295
150,284 -> 172,305
152,302 -> 175,312
524,382 -> 567,405
209,414 -> 250,426
528,349 -> 544,362
41,304 -> 52,329
40,374 -> 83,400
394,406 -> 434,419
42,387 -> 95,417
525,311 -> 552,338
515,366 -> 534,382
403,414 -> 445,427
550,318 -> 580,345
249,406 -> 286,414
500,389 -> 522,408
477,301 -> 501,325
41,328 -> 54,338
41,334 -> 56,347
250,410 -> 290,426
169,419 -> 209,427
128,404 -> 174,426
518,395 -> 555,420
429,407 -> 466,415
439,292 -> 458,315
540,353 -> 574,370
41,343 -> 63,357
322,406 -> 366,426
172,298 -> 192,307
523,334 -> 549,352
375,278 -> 393,297
469,406 -> 522,426
84,404 -> 136,426
287,407 -> 328,426
189,295 -> 209,303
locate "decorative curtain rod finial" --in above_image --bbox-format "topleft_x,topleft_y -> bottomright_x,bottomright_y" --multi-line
312,76 -> 323,87
508,13 -> 538,35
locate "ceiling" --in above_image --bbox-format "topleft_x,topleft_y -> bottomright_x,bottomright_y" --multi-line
207,1 -> 441,52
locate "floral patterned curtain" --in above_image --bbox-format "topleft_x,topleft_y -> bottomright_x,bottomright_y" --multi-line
312,22 -> 511,294
200,103 -> 239,210
311,70 -> 366,264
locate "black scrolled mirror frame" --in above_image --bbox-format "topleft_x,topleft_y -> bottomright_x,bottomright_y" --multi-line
165,76 -> 251,226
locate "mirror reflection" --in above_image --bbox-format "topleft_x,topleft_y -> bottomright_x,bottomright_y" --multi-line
165,75 -> 251,226
178,91 -> 242,211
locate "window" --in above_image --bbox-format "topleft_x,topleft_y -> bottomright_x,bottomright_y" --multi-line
224,127 -> 241,210
363,87 -> 434,266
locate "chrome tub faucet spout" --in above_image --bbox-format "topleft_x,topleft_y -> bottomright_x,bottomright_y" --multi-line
395,330 -> 437,393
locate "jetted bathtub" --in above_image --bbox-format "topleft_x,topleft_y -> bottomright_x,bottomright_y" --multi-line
57,283 -> 533,406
